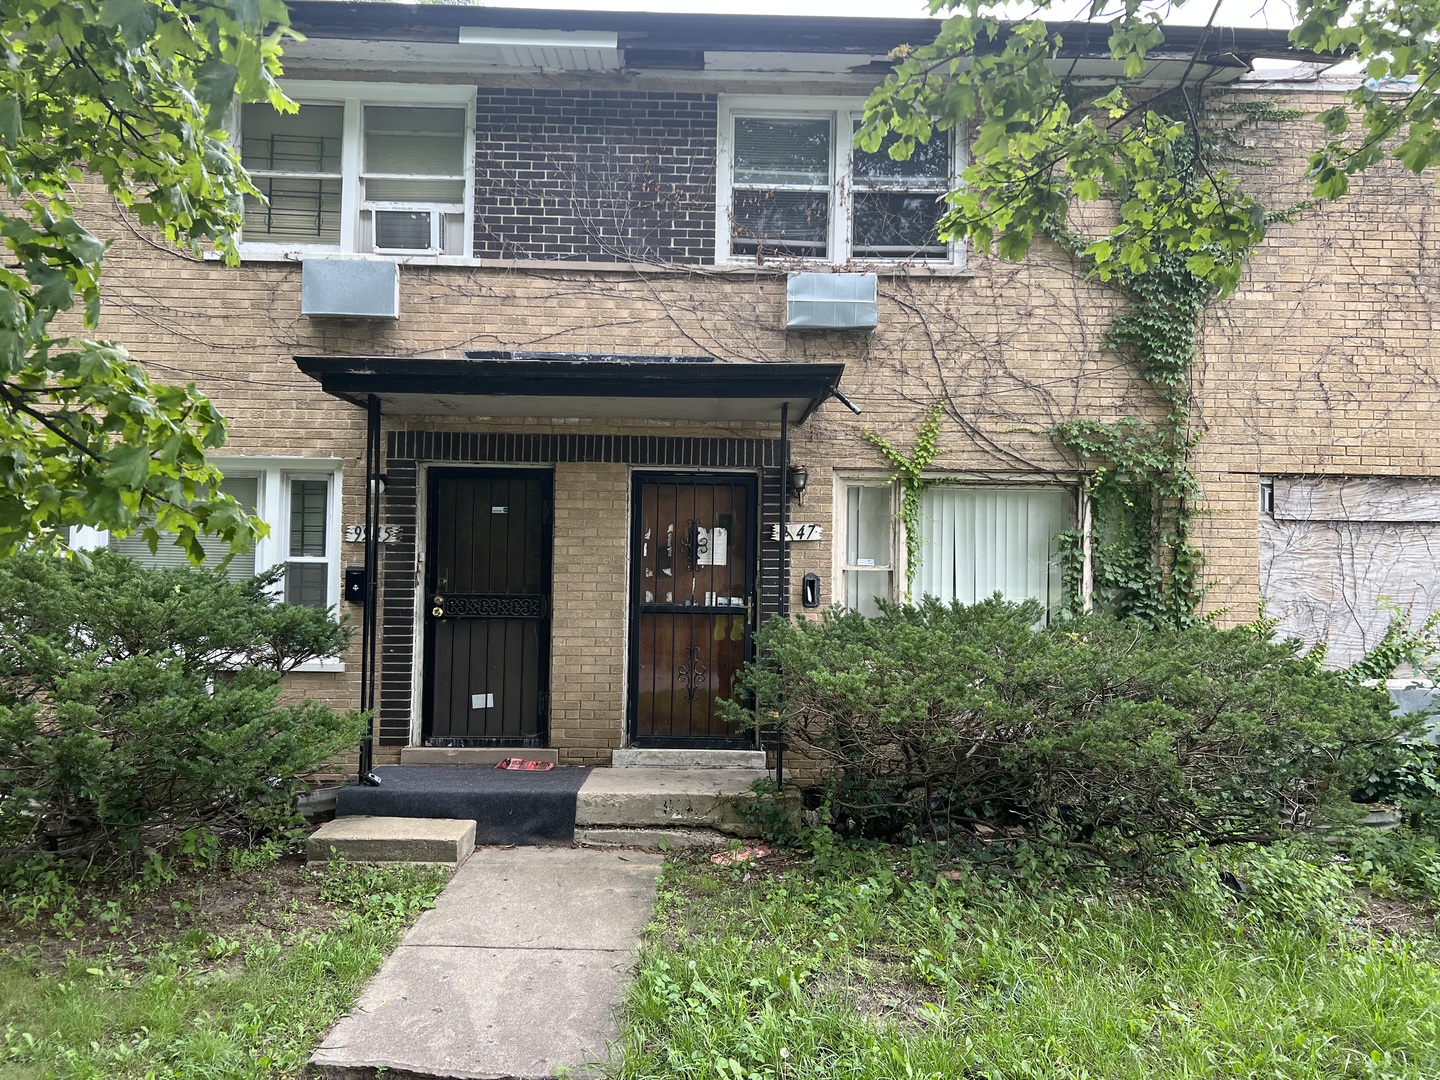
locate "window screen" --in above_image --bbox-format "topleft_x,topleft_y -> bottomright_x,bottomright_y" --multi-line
850,123 -> 949,259
362,106 -> 466,204
731,116 -> 832,258
110,476 -> 259,581
286,478 -> 330,608
240,104 -> 344,244
912,487 -> 1070,617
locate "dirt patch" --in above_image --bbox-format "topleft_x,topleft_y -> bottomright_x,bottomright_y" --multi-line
0,854 -> 347,972
814,963 -> 951,1030
1353,892 -> 1439,939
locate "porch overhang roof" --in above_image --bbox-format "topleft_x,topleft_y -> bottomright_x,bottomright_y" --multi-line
294,354 -> 849,424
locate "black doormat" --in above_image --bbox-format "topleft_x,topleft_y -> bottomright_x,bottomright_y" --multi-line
335,765 -> 592,846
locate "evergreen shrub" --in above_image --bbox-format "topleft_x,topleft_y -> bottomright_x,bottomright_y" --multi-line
0,551 -> 365,866
731,598 -> 1406,860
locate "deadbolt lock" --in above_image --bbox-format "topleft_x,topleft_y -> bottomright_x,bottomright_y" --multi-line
431,605 -> 444,618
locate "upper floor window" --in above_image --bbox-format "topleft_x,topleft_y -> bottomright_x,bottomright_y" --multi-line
237,82 -> 475,258
717,97 -> 959,266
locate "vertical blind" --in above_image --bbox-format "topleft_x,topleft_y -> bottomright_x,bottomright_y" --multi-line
110,476 -> 259,581
912,487 -> 1071,614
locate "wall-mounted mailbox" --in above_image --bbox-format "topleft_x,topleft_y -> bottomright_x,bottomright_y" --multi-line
802,572 -> 821,609
302,257 -> 400,320
786,272 -> 878,331
344,566 -> 368,604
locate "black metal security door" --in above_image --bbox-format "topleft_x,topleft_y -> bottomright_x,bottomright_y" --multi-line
423,469 -> 552,746
628,473 -> 758,748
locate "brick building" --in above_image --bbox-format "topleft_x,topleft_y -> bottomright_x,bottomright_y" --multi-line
77,4 -> 1440,769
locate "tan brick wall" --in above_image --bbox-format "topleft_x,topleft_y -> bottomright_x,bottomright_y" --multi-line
66,83 -> 1440,763
550,461 -> 629,766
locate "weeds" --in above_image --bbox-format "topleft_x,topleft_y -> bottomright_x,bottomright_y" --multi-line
0,856 -> 448,1079
618,843 -> 1440,1080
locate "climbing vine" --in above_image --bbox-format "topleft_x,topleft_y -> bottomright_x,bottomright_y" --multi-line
1045,94 -> 1305,627
864,95 -> 1306,626
863,404 -> 943,592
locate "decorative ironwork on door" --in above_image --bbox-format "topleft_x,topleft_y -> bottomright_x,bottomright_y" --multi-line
629,474 -> 757,747
423,469 -> 552,746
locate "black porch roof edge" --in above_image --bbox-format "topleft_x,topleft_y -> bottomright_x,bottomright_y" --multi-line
295,355 -> 848,423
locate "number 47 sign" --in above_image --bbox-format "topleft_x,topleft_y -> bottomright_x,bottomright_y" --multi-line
769,523 -> 822,542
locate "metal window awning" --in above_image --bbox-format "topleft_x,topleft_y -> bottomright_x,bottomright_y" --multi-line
294,353 -> 850,424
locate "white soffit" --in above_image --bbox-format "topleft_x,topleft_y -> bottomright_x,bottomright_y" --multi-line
458,26 -> 622,71
704,50 -> 890,74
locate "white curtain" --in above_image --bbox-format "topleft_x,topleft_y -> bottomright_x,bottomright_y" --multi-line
913,487 -> 1071,614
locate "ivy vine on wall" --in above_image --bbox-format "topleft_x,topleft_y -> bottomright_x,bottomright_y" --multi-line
866,94 -> 1305,626
1049,94 -> 1306,627
863,404 -> 944,593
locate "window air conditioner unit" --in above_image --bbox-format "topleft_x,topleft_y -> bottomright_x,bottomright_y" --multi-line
362,203 -> 464,256
786,272 -> 878,331
301,257 -> 400,320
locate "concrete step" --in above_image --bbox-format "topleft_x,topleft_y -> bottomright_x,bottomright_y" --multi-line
574,767 -> 773,837
307,815 -> 475,866
575,826 -> 735,849
611,748 -> 766,769
399,746 -> 559,766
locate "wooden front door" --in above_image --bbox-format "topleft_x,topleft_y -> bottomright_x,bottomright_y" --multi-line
423,469 -> 551,746
629,473 -> 757,748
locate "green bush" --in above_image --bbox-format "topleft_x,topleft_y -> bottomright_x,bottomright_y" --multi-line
0,550 -> 365,867
1354,741 -> 1440,832
729,598 -> 1405,863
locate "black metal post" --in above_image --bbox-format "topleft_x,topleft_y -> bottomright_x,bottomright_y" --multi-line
357,394 -> 381,781
772,402 -> 790,787
778,401 -> 790,618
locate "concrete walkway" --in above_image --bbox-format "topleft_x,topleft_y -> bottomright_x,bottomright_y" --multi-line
310,846 -> 665,1079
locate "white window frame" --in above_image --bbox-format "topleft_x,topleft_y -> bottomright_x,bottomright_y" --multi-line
716,95 -> 964,268
236,80 -> 476,264
832,474 -> 1088,616
833,475 -> 903,617
73,458 -> 345,671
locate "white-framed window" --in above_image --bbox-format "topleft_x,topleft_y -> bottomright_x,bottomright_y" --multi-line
840,481 -> 899,618
76,459 -> 344,625
236,81 -> 475,260
716,96 -> 960,266
835,477 -> 1075,620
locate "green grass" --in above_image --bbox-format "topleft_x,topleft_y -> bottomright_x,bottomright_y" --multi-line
0,857 -> 448,1079
615,844 -> 1440,1080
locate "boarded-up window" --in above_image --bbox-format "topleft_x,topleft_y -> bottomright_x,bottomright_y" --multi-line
1260,477 -> 1440,668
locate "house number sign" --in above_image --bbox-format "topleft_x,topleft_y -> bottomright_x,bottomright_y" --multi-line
344,525 -> 402,543
769,523 -> 822,542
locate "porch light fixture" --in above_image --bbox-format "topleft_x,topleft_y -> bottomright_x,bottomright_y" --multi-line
787,464 -> 809,499
369,473 -> 389,497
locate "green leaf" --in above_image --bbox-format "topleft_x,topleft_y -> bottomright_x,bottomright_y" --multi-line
194,59 -> 238,118
0,95 -> 19,148
106,446 -> 153,490
98,0 -> 158,41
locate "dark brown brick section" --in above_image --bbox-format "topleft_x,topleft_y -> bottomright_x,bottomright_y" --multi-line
375,432 -> 783,745
472,88 -> 717,264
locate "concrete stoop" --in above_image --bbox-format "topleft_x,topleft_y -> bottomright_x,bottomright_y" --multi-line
573,766 -> 773,840
306,766 -> 795,862
574,825 -> 735,849
308,816 -> 476,866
